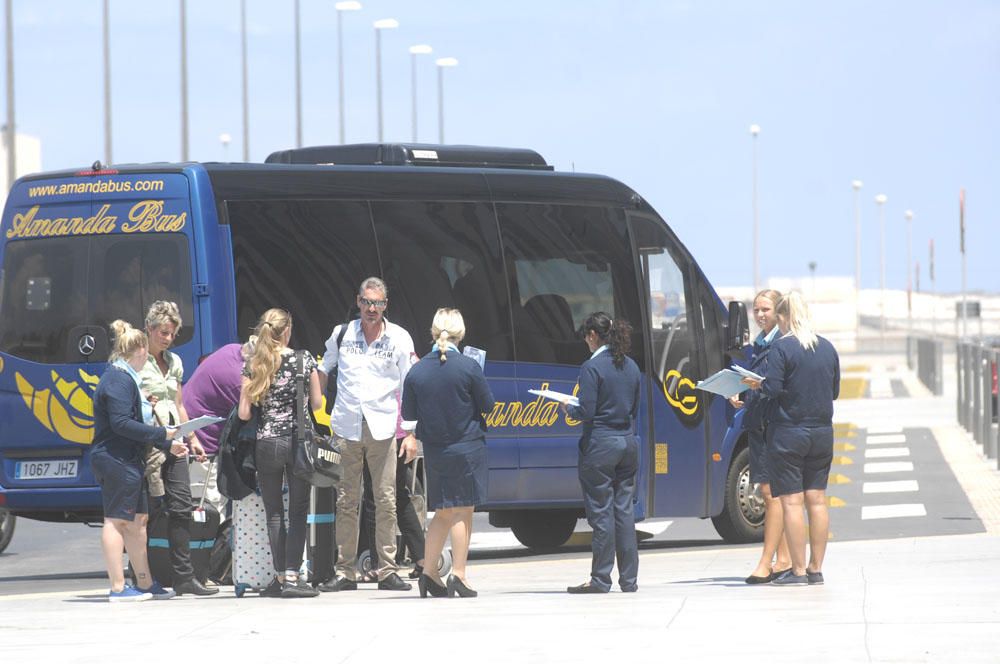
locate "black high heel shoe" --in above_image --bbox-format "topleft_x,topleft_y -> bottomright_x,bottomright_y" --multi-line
418,574 -> 448,598
447,575 -> 478,598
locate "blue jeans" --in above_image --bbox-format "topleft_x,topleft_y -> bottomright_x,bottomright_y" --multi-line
578,433 -> 640,591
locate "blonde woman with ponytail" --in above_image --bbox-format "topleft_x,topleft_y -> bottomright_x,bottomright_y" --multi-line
92,320 -> 184,602
743,291 -> 841,586
238,308 -> 323,598
733,290 -> 792,584
401,308 -> 495,598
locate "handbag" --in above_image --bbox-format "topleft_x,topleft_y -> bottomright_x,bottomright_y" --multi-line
292,350 -> 343,488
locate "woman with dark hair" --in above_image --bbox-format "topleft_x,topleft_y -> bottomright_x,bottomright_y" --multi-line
561,312 -> 641,594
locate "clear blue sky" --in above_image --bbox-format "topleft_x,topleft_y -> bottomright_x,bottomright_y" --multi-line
5,0 -> 998,293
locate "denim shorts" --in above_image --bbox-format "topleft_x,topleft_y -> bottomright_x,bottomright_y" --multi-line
766,425 -> 834,498
91,448 -> 149,521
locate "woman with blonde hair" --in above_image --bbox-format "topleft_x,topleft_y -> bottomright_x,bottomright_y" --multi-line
401,308 -> 495,598
731,289 -> 792,583
238,308 -> 323,598
138,300 -> 215,596
92,320 -> 185,601
744,291 -> 840,586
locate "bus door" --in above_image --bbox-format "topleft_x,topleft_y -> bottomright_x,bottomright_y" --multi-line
629,213 -> 709,518
498,202 -> 647,514
367,199 -> 518,505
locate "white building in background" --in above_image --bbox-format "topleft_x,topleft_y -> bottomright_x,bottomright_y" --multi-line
1,132 -> 43,209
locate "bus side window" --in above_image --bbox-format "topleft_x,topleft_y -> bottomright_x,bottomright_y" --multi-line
498,203 -> 643,368
371,201 -> 512,360
226,200 -> 380,353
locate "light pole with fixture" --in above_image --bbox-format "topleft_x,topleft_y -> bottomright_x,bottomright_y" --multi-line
875,193 -> 888,351
905,209 -> 913,339
436,57 -> 458,143
373,18 -> 399,142
852,180 -> 863,342
750,124 -> 760,293
409,44 -> 432,142
335,1 -> 362,144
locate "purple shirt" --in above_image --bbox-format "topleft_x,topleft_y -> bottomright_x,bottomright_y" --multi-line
181,343 -> 244,454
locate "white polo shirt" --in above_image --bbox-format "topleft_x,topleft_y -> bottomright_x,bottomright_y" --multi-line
322,318 -> 416,442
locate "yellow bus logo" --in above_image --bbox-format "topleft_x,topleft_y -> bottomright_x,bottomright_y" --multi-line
15,369 -> 99,445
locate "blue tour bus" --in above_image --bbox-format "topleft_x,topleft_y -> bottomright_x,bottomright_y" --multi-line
0,144 -> 759,549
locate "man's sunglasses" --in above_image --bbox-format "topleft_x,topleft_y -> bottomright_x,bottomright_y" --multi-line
360,297 -> 388,310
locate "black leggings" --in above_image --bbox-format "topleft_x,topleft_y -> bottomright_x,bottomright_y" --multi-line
255,436 -> 311,575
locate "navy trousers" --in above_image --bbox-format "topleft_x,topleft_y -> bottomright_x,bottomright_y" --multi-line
578,433 -> 639,591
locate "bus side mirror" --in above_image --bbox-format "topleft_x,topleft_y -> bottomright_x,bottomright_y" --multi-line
726,300 -> 749,351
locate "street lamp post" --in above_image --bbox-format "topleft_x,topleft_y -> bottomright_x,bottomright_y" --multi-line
4,0 -> 14,187
240,0 -> 249,160
335,2 -> 362,144
179,0 -> 188,161
373,18 -> 399,142
750,124 -> 760,293
435,57 -> 458,143
852,180 -> 863,342
409,44 -> 432,142
875,194 -> 888,352
102,0 -> 112,165
905,209 -> 914,338
294,0 -> 302,148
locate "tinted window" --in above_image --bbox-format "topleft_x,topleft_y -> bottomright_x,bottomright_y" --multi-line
0,238 -> 88,363
497,203 -> 643,366
372,201 -> 512,360
0,235 -> 193,363
227,200 -> 380,354
90,234 -> 194,348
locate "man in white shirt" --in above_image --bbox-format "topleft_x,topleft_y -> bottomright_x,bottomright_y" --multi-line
318,277 -> 417,592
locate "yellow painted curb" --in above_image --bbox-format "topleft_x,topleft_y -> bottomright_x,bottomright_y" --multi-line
828,473 -> 852,484
831,455 -> 854,466
834,442 -> 857,452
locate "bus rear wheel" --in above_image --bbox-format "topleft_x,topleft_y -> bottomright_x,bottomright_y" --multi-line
0,509 -> 15,554
711,446 -> 765,543
510,510 -> 577,551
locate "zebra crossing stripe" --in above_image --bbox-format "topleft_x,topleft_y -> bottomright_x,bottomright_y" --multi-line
863,461 -> 914,474
863,480 -> 919,494
864,447 -> 910,459
861,504 -> 926,520
867,434 -> 907,445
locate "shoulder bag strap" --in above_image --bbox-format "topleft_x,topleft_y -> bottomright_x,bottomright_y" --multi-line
295,350 -> 305,438
334,322 -> 349,367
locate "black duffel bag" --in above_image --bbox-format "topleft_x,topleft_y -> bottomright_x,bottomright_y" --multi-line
293,351 -> 343,488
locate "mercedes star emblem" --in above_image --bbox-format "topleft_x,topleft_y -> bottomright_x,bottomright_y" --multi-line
78,334 -> 96,356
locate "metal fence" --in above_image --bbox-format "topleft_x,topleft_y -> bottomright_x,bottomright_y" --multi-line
908,337 -> 944,395
955,339 -> 999,466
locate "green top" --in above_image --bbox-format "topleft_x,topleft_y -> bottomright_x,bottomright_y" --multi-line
138,349 -> 185,426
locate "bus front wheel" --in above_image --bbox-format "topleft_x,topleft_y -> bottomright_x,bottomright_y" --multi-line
0,509 -> 15,554
510,510 -> 577,551
711,446 -> 765,543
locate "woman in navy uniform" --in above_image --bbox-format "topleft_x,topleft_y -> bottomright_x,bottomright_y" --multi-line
731,289 -> 792,583
401,308 -> 495,598
743,292 -> 840,586
562,312 -> 641,594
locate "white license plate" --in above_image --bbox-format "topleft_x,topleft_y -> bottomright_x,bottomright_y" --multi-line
15,459 -> 78,480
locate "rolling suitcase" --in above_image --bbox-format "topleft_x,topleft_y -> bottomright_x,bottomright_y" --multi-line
231,491 -> 283,597
147,457 -> 222,587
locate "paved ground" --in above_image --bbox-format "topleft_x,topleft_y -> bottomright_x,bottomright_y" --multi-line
2,351 -> 1000,662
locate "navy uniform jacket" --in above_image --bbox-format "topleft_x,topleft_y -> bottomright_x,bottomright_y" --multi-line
761,334 -> 840,427
567,349 -> 641,438
401,350 -> 495,446
742,328 -> 777,432
93,366 -> 170,463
